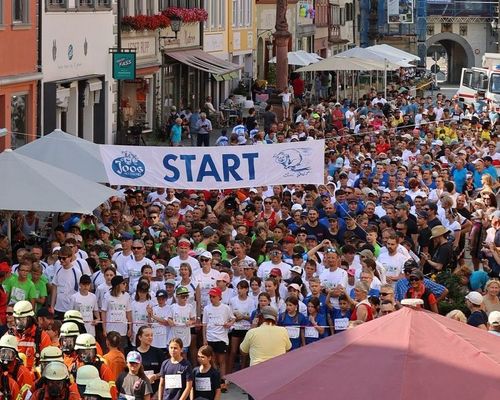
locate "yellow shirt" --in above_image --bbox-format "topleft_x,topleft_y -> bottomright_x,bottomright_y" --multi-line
240,324 -> 292,366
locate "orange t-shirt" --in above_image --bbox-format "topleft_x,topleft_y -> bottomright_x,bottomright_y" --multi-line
30,385 -> 80,400
103,349 -> 127,381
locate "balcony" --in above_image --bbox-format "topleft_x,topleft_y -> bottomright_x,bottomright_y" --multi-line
328,24 -> 348,44
427,1 -> 494,17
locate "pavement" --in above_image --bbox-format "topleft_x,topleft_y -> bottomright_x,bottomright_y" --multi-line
222,383 -> 248,399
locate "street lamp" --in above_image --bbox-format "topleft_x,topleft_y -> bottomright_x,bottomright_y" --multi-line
159,15 -> 182,45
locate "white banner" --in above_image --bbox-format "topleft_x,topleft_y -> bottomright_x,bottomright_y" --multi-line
388,0 -> 414,24
99,141 -> 325,189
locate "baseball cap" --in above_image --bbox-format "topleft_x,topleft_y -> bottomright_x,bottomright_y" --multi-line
120,232 -> 133,241
465,291 -> 483,306
347,268 -> 356,277
98,251 -> 109,260
0,262 -> 10,274
199,251 -> 213,260
156,289 -> 168,298
306,234 -> 318,241
291,204 -> 303,212
488,311 -> 500,326
175,286 -> 189,296
99,226 -> 111,234
290,265 -> 303,275
202,226 -> 216,237
261,306 -> 278,321
208,287 -> 222,298
126,351 -> 142,364
416,210 -> 429,219
217,272 -> 231,283
270,268 -> 282,277
403,259 -> 419,271
287,283 -> 301,292
173,226 -> 187,238
165,279 -> 176,286
282,235 -> 296,244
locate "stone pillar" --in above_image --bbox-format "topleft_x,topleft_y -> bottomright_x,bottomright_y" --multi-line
274,0 -> 291,91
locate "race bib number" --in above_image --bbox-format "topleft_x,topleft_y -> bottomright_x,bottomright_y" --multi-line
195,377 -> 212,391
11,287 -> 26,301
164,374 -> 182,389
304,327 -> 319,339
109,310 -> 125,323
334,318 -> 349,331
286,326 -> 300,339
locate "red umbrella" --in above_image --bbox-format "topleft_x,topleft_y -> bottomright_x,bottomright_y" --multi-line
227,307 -> 500,399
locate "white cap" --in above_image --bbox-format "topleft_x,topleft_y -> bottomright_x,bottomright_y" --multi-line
465,291 -> 483,306
488,311 -> 500,326
291,204 -> 303,211
199,250 -> 213,260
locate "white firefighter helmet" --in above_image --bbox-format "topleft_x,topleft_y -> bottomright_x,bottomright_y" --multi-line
83,379 -> 112,399
0,334 -> 18,351
42,361 -> 69,381
40,346 -> 63,363
64,310 -> 84,324
59,322 -> 80,338
74,333 -> 97,350
76,365 -> 100,386
13,301 -> 34,318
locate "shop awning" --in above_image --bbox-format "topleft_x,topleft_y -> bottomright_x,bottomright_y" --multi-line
165,49 -> 241,80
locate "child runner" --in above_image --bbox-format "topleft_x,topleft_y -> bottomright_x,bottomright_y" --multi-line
278,296 -> 307,350
167,286 -> 196,356
69,274 -> 99,336
158,338 -> 193,400
116,351 -> 153,400
250,292 -> 271,328
305,297 -> 327,344
202,287 -> 235,393
191,345 -> 221,400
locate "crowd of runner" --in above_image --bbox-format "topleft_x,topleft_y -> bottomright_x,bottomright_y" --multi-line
0,87 -> 499,400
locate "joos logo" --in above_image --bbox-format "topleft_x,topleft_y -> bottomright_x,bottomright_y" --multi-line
112,151 -> 145,179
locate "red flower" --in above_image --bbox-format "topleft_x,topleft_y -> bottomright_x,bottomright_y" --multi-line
121,7 -> 207,31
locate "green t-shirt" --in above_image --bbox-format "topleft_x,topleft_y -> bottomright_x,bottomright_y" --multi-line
3,275 -> 37,304
32,277 -> 48,312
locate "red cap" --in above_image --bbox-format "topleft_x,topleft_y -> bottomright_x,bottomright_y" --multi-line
270,268 -> 282,277
282,236 -> 296,244
173,226 -> 187,238
0,262 -> 10,274
208,287 -> 222,298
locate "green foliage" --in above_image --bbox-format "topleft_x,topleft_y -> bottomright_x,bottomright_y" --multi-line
435,270 -> 468,316
267,64 -> 277,86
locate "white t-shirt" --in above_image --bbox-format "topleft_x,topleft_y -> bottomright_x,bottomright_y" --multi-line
257,261 -> 291,281
229,296 -> 255,331
377,252 -> 410,285
71,258 -> 92,276
95,282 -> 111,310
319,268 -> 348,290
152,303 -> 170,349
124,257 -> 155,294
193,269 -> 219,308
91,270 -> 106,290
112,250 -> 134,277
52,266 -> 82,312
167,303 -> 196,347
70,291 -> 98,336
202,303 -> 234,345
102,292 -> 132,336
76,249 -> 89,260
131,299 -> 155,339
168,256 -> 201,279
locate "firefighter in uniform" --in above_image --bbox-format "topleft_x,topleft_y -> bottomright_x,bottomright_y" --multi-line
13,301 -> 51,371
0,334 -> 35,399
59,322 -> 80,371
83,379 -> 112,400
30,361 -> 80,400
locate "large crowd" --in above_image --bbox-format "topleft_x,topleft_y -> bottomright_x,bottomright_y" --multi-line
0,83 -> 499,400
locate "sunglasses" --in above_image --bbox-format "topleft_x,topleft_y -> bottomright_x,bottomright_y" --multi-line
325,248 -> 337,253
58,256 -> 68,261
200,258 -> 211,262
379,292 -> 391,296
132,247 -> 143,250
409,277 -> 420,282
264,201 -> 272,205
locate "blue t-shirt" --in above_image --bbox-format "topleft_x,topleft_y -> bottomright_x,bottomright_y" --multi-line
331,308 -> 351,334
305,312 -> 328,344
159,358 -> 193,400
452,167 -> 467,193
278,312 -> 308,350
303,293 -> 328,316
171,124 -> 182,144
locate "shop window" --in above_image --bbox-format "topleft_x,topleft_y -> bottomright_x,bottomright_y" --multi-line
78,0 -> 94,8
11,94 -> 28,149
12,0 -> 28,24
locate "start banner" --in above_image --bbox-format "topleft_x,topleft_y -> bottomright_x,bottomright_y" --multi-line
99,141 -> 325,189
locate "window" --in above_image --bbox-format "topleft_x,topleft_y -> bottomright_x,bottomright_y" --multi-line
12,0 -> 28,23
232,0 -> 238,27
96,0 -> 111,8
204,0 -> 209,29
146,0 -> 155,15
210,0 -> 216,29
121,0 -> 129,16
218,0 -> 224,28
11,94 -> 28,150
78,0 -> 94,7
46,0 -> 67,10
135,0 -> 143,15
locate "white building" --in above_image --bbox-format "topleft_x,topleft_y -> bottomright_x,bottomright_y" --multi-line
40,0 -> 115,143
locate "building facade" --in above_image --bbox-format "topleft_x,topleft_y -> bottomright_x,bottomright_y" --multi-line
40,0 -> 114,144
0,0 -> 41,150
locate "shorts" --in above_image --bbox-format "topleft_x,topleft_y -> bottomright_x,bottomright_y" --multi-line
207,341 -> 228,354
229,330 -> 248,339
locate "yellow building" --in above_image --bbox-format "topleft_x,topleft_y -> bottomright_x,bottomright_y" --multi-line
204,0 -> 257,105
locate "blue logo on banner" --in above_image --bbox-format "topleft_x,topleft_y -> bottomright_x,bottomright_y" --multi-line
112,151 -> 145,179
273,148 -> 312,177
